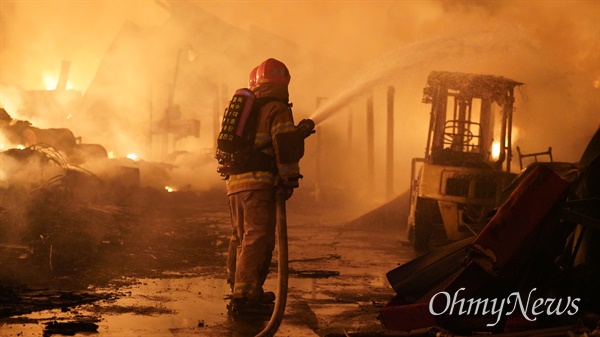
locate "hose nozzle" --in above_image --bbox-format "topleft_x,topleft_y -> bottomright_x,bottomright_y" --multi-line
296,119 -> 316,139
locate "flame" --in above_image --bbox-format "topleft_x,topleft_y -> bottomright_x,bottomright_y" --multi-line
17,144 -> 25,150
126,153 -> 139,161
492,141 -> 501,160
42,73 -> 56,90
165,186 -> 175,193
42,72 -> 73,90
107,151 -> 114,159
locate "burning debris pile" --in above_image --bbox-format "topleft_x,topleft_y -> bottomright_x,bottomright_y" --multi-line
0,106 -> 154,281
0,142 -> 136,277
377,129 -> 600,336
0,86 -> 222,283
0,102 -> 228,266
0,108 -> 107,166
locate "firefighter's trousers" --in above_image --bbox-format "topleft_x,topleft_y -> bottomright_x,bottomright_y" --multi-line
227,188 -> 276,299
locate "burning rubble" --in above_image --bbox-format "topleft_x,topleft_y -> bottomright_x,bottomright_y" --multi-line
0,108 -> 107,165
0,105 -> 209,278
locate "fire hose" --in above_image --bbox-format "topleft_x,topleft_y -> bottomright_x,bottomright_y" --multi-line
255,119 -> 315,337
255,185 -> 289,337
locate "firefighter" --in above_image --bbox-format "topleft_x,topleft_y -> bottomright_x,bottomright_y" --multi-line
225,58 -> 304,314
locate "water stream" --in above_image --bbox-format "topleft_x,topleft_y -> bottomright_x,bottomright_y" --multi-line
309,29 -> 551,125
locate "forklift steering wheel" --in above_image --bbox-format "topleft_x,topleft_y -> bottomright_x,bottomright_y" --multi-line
444,129 -> 474,144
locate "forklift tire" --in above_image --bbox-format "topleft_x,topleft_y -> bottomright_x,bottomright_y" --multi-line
413,198 -> 436,251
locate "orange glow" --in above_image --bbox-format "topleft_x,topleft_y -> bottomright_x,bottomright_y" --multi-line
492,141 -> 501,160
42,72 -> 73,90
165,186 -> 175,193
126,153 -> 139,161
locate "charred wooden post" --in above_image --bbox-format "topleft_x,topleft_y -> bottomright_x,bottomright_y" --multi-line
148,84 -> 153,158
367,91 -> 375,188
386,86 -> 395,199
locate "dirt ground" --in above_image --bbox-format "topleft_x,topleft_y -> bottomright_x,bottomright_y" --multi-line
0,185 -> 418,337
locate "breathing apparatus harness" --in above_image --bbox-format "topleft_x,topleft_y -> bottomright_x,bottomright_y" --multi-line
215,87 -> 315,178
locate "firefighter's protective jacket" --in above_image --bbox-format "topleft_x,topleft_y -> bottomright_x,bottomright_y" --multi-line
225,82 -> 301,195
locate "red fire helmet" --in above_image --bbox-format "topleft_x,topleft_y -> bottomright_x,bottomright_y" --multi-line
248,66 -> 258,89
253,58 -> 291,88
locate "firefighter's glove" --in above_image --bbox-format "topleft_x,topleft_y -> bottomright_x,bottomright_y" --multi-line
282,175 -> 302,200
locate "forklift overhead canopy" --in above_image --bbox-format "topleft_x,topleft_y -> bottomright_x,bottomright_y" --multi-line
424,71 -> 524,105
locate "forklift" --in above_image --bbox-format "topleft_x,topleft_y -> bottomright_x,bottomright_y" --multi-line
407,71 -> 523,250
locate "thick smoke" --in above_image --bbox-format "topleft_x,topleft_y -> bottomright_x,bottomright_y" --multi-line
0,1 -> 598,203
